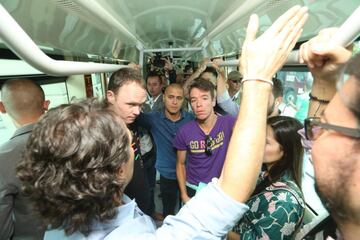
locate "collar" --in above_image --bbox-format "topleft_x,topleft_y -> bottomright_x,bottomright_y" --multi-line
231,90 -> 241,101
10,123 -> 34,140
91,195 -> 142,231
161,109 -> 185,121
152,94 -> 162,103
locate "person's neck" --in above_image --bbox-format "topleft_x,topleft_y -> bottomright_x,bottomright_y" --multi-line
264,163 -> 275,172
337,220 -> 360,240
15,115 -> 42,128
152,93 -> 161,100
165,109 -> 181,122
197,113 -> 217,134
228,88 -> 238,98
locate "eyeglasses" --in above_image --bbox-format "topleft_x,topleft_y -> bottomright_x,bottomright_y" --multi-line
230,79 -> 241,84
205,135 -> 213,156
304,117 -> 360,141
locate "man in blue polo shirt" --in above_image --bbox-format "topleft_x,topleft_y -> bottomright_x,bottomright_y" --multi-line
136,83 -> 193,217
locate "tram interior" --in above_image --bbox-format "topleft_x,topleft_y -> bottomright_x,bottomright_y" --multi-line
1,0 -> 360,233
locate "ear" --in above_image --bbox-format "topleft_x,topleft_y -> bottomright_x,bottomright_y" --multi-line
212,93 -> 216,107
0,101 -> 6,114
106,90 -> 116,104
275,96 -> 283,106
279,146 -> 284,159
43,100 -> 50,111
117,163 -> 127,182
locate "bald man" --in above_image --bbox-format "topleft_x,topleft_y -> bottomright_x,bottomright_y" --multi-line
0,79 -> 49,239
136,84 -> 194,217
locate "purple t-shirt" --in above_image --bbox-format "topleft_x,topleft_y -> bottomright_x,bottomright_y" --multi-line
173,115 -> 236,185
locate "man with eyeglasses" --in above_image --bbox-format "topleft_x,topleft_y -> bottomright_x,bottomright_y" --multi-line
299,29 -> 360,239
174,78 -> 236,204
216,69 -> 284,117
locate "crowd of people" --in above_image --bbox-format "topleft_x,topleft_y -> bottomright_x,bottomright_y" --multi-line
1,5 -> 359,240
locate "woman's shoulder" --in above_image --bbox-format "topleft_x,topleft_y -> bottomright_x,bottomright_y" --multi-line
265,174 -> 305,208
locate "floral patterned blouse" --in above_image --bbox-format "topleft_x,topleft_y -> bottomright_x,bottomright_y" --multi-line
233,171 -> 305,240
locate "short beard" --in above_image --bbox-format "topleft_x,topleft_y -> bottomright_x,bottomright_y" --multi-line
314,154 -> 360,224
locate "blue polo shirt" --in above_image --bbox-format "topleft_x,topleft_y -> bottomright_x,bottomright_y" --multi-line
136,110 -> 194,179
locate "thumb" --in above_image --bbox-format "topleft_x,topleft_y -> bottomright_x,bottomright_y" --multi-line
244,14 -> 259,44
311,43 -> 352,64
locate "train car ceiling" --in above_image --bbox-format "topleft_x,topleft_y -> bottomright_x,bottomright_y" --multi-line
0,0 -> 358,65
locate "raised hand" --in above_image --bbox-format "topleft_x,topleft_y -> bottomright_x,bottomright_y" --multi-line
240,6 -> 308,82
299,28 -> 352,82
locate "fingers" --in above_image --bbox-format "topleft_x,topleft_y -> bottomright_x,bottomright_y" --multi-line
311,43 -> 352,65
241,14 -> 258,74
278,8 -> 308,53
244,14 -> 259,44
265,5 -> 302,36
299,27 -> 346,68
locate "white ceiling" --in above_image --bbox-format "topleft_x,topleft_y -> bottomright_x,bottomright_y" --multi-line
0,0 -> 359,63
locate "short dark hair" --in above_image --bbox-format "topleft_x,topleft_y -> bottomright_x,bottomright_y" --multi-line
267,116 -> 304,188
189,77 -> 215,99
146,71 -> 162,84
17,99 -> 131,236
272,78 -> 284,99
108,68 -> 144,94
201,66 -> 218,78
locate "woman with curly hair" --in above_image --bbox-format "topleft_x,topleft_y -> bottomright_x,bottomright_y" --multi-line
228,116 -> 305,240
16,6 -> 308,239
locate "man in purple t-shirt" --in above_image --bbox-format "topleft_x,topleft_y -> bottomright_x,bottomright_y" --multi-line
174,78 -> 235,204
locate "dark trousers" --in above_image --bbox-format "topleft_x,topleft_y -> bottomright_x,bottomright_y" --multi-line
124,159 -> 151,215
143,152 -> 156,215
186,186 -> 196,198
160,175 -> 181,217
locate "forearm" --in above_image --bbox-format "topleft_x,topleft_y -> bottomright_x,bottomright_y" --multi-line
308,76 -> 336,117
183,70 -> 201,98
216,71 -> 227,96
217,92 -> 240,116
176,163 -> 188,198
219,82 -> 271,203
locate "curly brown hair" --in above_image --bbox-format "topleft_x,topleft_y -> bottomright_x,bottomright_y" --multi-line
16,98 -> 131,236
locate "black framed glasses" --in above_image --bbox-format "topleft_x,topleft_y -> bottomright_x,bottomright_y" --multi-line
230,79 -> 241,84
205,135 -> 213,156
304,117 -> 360,141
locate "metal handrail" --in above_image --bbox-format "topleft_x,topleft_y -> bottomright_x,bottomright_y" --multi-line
0,4 -> 126,76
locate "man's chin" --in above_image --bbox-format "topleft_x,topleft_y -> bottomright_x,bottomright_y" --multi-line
125,118 -> 136,124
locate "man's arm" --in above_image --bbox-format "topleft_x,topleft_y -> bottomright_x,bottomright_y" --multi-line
176,150 -> 190,203
212,59 -> 240,116
182,59 -> 209,98
298,28 -> 352,117
135,112 -> 152,129
217,92 -> 240,116
219,6 -> 308,203
0,185 -> 17,239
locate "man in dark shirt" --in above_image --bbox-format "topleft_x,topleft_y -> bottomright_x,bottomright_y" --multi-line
0,79 -> 49,239
106,68 -> 152,215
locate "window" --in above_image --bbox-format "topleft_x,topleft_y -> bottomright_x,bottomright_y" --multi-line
276,70 -> 313,122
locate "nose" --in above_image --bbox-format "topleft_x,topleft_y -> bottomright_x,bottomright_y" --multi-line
133,106 -> 141,115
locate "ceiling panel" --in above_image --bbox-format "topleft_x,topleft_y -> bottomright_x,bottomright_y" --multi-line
0,0 -> 358,64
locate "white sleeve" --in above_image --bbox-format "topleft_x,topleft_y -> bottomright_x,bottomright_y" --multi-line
106,178 -> 249,240
217,92 -> 239,116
